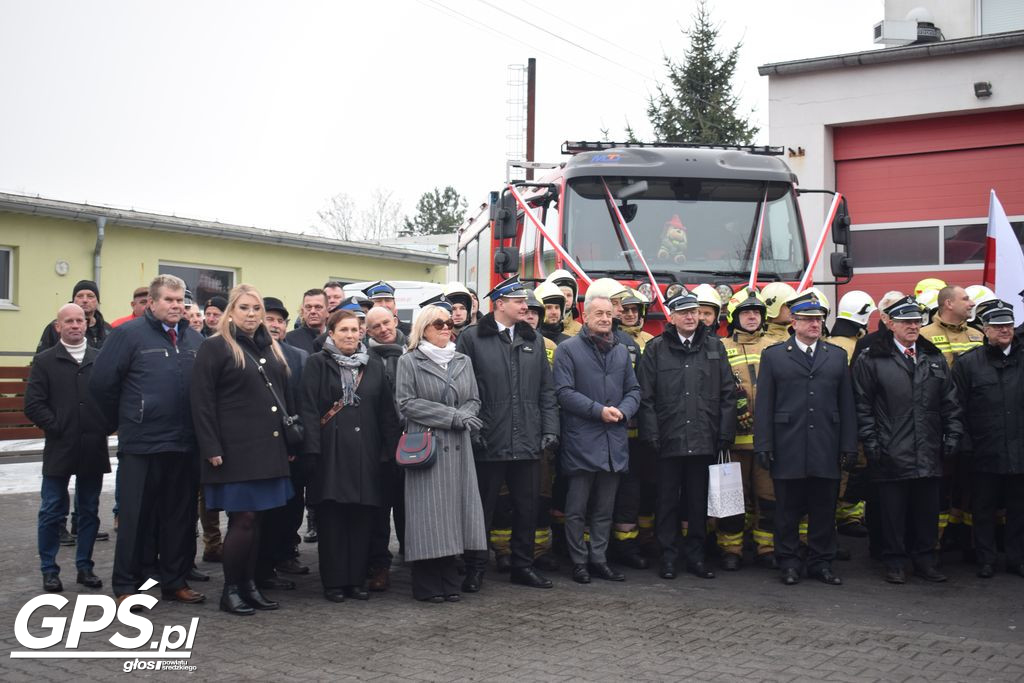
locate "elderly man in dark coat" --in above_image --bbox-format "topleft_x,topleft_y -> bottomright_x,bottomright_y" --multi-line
553,294 -> 641,584
853,295 -> 963,585
455,275 -> 559,591
25,303 -> 113,593
755,291 -> 858,586
637,291 -> 735,581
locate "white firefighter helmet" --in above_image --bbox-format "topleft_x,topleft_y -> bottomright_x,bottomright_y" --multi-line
914,277 -> 947,298
836,290 -> 877,326
761,282 -> 797,320
965,284 -> 996,322
585,277 -> 629,304
691,283 -> 722,314
533,280 -> 566,308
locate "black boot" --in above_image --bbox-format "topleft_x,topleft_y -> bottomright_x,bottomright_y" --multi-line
220,585 -> 255,616
239,580 -> 279,610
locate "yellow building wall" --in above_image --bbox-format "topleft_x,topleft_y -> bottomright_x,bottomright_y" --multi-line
0,212 -> 446,356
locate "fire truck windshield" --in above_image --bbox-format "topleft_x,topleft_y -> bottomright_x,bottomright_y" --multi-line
563,177 -> 808,281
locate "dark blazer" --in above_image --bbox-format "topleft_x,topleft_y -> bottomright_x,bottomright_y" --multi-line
89,310 -> 203,455
24,344 -> 112,477
285,324 -> 322,356
754,337 -> 857,480
952,339 -> 1024,474
190,327 -> 293,485
853,331 -> 963,481
553,328 -> 641,473
455,313 -> 559,461
637,323 -> 735,458
299,350 -> 401,507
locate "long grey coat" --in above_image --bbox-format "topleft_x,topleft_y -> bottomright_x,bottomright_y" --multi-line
395,349 -> 487,562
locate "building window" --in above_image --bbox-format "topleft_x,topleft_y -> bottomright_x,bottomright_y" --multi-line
944,221 -> 1024,265
0,247 -> 12,304
980,0 -> 1024,34
159,262 -> 235,308
852,227 -> 938,268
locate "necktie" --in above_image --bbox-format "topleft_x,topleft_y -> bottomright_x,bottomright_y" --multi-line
682,338 -> 691,350
504,328 -> 512,343
805,346 -> 814,362
168,328 -> 177,347
904,347 -> 915,364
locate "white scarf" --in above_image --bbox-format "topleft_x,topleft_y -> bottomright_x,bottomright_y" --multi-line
418,341 -> 456,368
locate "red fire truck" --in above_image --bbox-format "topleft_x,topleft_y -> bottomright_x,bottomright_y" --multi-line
457,141 -> 852,332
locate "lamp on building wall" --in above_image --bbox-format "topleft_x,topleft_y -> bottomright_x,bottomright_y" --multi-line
974,81 -> 993,98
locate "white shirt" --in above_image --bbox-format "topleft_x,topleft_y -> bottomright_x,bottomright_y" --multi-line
893,339 -> 916,360
793,338 -> 817,355
677,332 -> 694,347
496,320 -> 514,343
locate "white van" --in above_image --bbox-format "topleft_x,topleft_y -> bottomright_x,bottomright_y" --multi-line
344,280 -> 444,327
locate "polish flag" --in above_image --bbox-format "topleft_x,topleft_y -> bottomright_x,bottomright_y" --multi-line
983,189 -> 1024,323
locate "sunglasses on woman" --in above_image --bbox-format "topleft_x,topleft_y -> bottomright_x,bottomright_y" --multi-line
429,319 -> 455,330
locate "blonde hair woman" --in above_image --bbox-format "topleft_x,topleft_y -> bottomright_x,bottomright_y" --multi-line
190,284 -> 294,616
395,304 -> 487,602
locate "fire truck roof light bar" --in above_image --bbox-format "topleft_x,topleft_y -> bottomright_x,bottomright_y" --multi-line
506,160 -> 562,182
561,140 -> 785,156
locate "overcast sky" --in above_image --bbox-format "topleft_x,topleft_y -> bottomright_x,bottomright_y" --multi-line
0,0 -> 884,235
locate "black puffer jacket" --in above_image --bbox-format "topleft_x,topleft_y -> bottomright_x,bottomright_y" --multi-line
455,314 -> 558,461
852,331 -> 963,481
952,339 -> 1024,474
637,323 -> 735,458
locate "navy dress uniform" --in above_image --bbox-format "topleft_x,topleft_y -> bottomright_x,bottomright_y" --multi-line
754,291 -> 857,585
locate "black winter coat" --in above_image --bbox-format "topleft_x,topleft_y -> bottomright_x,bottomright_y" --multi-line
89,311 -> 203,455
553,327 -> 641,473
455,314 -> 559,461
952,339 -> 1024,474
37,311 -> 112,353
852,331 -> 964,481
190,327 -> 293,485
637,324 -> 735,458
753,338 -> 857,479
280,341 -> 309,417
24,345 -> 112,477
299,351 -> 401,506
285,324 -> 322,356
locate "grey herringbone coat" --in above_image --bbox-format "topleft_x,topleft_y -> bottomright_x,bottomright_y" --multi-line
395,349 -> 487,562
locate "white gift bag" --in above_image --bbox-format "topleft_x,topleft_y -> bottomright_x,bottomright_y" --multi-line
707,450 -> 745,518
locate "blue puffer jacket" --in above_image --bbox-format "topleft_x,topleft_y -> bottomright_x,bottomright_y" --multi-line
90,310 -> 203,454
553,326 -> 641,474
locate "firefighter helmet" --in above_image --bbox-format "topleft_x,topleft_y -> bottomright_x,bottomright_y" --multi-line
761,282 -> 797,320
836,290 -> 877,326
965,284 -> 996,322
916,288 -> 941,312
533,280 -> 566,309
545,269 -> 579,296
524,289 -> 544,315
726,288 -> 766,324
914,277 -> 947,297
442,282 -> 472,311
620,288 -> 649,319
585,277 -> 629,303
692,283 -> 723,315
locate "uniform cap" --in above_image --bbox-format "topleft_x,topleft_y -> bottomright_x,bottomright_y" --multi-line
486,275 -> 528,301
787,291 -> 828,317
883,295 -> 924,321
524,290 -> 544,313
362,280 -> 396,299
979,299 -> 1015,326
420,293 -> 453,313
666,292 -> 699,311
336,296 -> 367,317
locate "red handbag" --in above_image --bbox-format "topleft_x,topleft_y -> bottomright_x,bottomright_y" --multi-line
395,430 -> 436,469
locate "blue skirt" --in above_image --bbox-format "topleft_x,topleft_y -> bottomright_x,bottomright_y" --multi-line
204,476 -> 293,513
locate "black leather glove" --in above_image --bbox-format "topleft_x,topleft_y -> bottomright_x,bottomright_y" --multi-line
840,452 -> 858,472
471,432 -> 487,451
718,440 -> 732,454
646,439 -> 661,453
864,447 -> 880,467
943,439 -> 957,459
756,451 -> 773,470
541,433 -> 559,451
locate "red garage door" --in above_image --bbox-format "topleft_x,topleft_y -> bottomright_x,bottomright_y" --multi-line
834,109 -> 1024,319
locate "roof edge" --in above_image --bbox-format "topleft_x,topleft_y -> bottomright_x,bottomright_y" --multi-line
0,191 -> 449,265
758,30 -> 1024,77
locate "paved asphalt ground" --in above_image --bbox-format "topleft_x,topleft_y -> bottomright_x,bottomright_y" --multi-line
1,484 -> 1022,682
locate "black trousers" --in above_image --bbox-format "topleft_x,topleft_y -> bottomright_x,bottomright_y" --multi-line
112,451 -> 198,596
369,462 -> 405,570
774,477 -> 839,572
655,455 -> 712,565
257,504 -> 292,578
316,502 -> 375,589
410,556 -> 460,600
466,459 -> 540,571
972,471 -> 1024,566
876,477 -> 940,570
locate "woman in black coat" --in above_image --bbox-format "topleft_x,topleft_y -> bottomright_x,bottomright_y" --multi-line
191,284 -> 294,616
300,309 -> 400,603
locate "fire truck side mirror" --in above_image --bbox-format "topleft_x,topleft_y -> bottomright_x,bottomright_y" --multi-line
494,193 -> 519,240
494,247 -> 519,274
830,252 -> 854,279
832,205 -> 851,246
